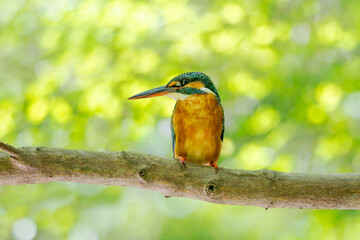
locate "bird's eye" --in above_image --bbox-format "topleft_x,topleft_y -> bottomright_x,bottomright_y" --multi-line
181,79 -> 187,86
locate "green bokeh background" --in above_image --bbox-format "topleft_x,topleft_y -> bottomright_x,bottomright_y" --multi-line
1,0 -> 360,239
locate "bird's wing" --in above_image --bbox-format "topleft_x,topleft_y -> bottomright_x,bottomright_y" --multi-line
220,124 -> 224,142
171,116 -> 176,156
220,105 -> 225,142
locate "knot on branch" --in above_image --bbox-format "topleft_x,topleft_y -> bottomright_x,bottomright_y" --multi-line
36,147 -> 45,153
139,169 -> 146,177
206,182 -> 218,194
205,178 -> 224,198
137,166 -> 151,184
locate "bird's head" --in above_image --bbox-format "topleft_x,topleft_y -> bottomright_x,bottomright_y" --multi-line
128,72 -> 220,102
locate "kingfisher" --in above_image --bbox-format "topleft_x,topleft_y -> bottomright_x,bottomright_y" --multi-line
128,72 -> 224,170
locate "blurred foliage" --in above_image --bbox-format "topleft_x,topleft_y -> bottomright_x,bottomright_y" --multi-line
0,0 -> 360,239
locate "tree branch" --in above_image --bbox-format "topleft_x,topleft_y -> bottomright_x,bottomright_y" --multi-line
0,142 -> 359,209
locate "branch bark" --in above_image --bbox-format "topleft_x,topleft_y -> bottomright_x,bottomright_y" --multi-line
1,142 -> 359,209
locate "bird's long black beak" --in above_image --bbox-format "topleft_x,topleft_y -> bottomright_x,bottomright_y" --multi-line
128,85 -> 176,100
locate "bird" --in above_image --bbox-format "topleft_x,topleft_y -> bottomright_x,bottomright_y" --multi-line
128,72 -> 224,170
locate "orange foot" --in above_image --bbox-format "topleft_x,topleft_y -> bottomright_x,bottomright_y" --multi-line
210,162 -> 219,171
176,155 -> 186,166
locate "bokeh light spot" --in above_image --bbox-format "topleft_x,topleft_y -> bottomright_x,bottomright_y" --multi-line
131,5 -> 160,31
221,3 -> 244,24
26,99 -> 49,124
51,99 -> 72,123
247,106 -> 280,135
316,83 -> 342,112
79,85 -> 122,119
251,26 -> 275,45
210,30 -> 239,54
290,23 -> 311,45
102,1 -> 128,26
317,21 -> 343,44
12,218 -> 37,240
162,2 -> 189,22
306,105 -> 327,124
344,92 -> 360,119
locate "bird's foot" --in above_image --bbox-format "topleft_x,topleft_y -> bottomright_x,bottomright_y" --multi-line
210,162 -> 219,172
175,155 -> 187,167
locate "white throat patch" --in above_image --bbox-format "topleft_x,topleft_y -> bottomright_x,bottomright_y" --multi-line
166,93 -> 189,101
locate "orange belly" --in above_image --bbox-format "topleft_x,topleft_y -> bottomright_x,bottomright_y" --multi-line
172,94 -> 223,165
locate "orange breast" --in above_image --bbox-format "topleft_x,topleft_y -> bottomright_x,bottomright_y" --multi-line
172,93 -> 223,165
